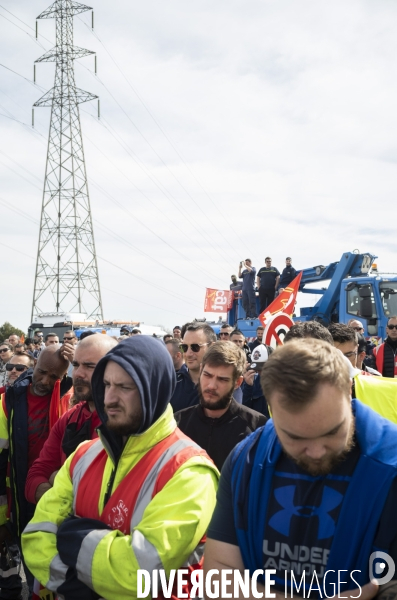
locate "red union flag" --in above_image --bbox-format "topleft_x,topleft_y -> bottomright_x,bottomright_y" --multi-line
258,272 -> 302,346
204,288 -> 233,313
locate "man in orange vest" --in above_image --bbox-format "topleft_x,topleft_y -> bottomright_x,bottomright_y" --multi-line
22,336 -> 218,600
373,316 -> 397,378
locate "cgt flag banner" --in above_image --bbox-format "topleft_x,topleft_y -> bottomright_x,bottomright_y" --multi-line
204,288 -> 234,313
258,271 -> 303,346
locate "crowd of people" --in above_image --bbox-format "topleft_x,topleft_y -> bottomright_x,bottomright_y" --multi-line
0,315 -> 396,599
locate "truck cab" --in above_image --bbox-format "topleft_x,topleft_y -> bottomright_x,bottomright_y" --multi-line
340,277 -> 397,340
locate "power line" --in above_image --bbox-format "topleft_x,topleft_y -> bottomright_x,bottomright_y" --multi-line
97,256 -> 202,307
81,123 -> 224,279
80,16 -> 253,255
0,12 -> 36,39
0,144 -> 215,292
0,196 -> 205,308
94,94 -> 234,268
0,106 -> 49,143
0,158 -> 42,190
0,4 -> 34,30
89,179 -> 211,280
0,236 -> 195,319
0,12 -> 47,50
1,4 -> 251,263
0,62 -> 40,88
21,10 -> 235,267
0,10 -> 237,283
0,196 -> 38,224
0,113 -> 221,286
0,15 -> 235,273
102,285 -> 194,320
0,240 -> 36,260
93,220 -> 204,290
0,149 -> 43,183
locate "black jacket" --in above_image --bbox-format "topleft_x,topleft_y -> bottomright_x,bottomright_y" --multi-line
169,364 -> 199,413
174,398 -> 267,470
279,265 -> 297,288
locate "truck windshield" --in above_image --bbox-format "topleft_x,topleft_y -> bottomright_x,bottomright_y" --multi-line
380,282 -> 397,317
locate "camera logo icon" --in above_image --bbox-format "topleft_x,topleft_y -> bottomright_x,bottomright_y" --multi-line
369,551 -> 395,585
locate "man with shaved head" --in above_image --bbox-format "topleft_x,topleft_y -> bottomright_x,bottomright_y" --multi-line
26,334 -> 117,504
0,346 -> 71,597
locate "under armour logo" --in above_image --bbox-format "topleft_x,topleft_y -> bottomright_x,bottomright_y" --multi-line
269,485 -> 343,540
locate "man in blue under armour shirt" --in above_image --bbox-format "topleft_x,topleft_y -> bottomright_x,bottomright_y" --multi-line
205,339 -> 397,600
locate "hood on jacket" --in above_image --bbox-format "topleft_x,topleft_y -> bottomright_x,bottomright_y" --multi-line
92,335 -> 176,434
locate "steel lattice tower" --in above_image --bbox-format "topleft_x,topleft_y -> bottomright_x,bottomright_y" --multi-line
31,0 -> 103,321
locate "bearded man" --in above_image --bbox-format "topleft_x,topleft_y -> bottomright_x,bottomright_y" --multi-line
175,341 -> 267,470
204,339 -> 397,600
22,336 -> 218,600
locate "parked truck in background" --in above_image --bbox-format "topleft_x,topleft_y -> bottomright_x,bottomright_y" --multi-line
227,251 -> 397,341
28,313 -> 167,340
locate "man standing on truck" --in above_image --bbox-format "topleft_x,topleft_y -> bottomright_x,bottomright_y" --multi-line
230,274 -> 242,295
238,259 -> 257,318
278,256 -> 297,292
256,257 -> 280,313
373,316 -> 397,378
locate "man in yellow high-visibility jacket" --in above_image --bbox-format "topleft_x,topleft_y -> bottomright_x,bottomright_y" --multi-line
22,336 -> 218,600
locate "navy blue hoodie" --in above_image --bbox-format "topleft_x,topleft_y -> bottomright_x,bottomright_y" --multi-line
91,336 -> 176,435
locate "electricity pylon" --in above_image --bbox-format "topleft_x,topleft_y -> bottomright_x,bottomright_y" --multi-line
31,0 -> 103,322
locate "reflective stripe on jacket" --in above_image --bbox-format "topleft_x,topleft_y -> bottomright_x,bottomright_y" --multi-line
22,404 -> 219,600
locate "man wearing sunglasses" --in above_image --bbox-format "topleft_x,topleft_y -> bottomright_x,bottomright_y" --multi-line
218,323 -> 233,340
347,318 -> 364,334
0,343 -> 13,387
6,353 -> 34,386
373,316 -> 397,378
170,322 -> 216,412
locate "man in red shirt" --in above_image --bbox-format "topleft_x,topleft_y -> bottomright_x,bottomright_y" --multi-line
26,334 -> 117,504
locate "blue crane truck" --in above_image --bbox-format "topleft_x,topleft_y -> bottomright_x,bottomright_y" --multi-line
227,251 -> 397,342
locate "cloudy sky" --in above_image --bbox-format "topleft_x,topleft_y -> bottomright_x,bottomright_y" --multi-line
0,0 -> 396,332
